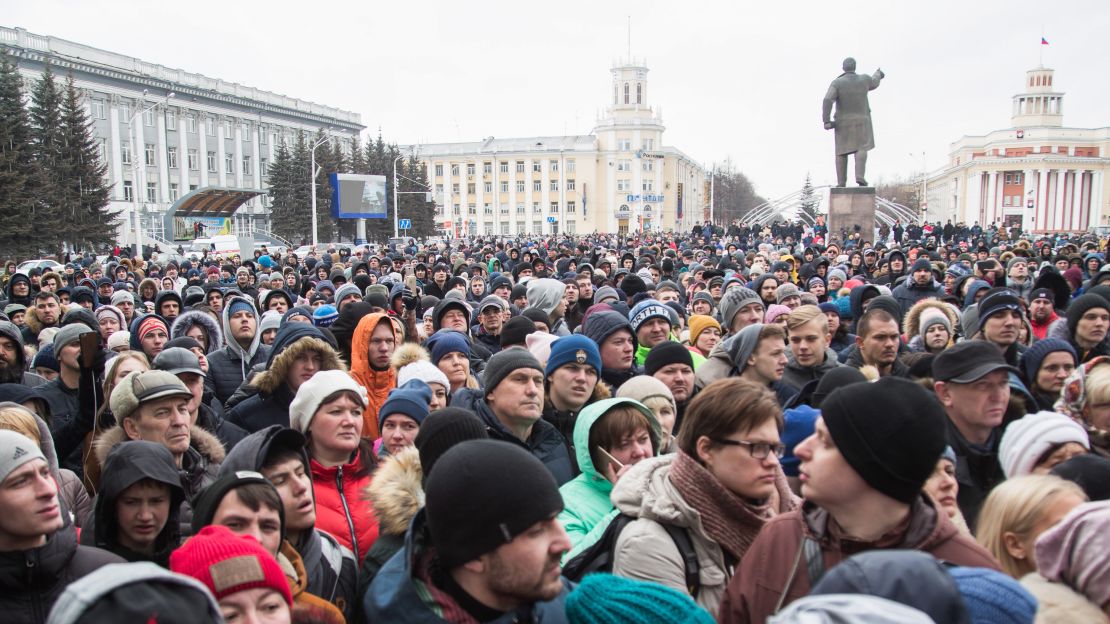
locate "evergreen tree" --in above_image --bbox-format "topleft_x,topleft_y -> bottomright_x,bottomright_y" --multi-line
0,50 -> 46,258
58,75 -> 113,251
266,140 -> 304,244
401,156 -> 436,238
28,62 -> 66,253
290,132 -> 314,245
798,173 -> 819,224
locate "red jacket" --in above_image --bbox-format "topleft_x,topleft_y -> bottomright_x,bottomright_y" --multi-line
311,446 -> 378,564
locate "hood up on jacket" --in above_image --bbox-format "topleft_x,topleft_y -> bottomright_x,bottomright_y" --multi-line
221,294 -> 264,362
902,298 -> 958,340
84,441 -> 185,565
170,309 -> 223,354
366,445 -> 424,537
573,397 -> 660,488
46,561 -> 222,624
349,312 -> 399,439
249,323 -> 344,396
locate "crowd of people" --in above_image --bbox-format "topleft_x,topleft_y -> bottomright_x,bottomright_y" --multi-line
0,219 -> 1109,623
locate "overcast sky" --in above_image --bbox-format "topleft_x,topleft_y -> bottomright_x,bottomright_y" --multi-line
8,1 -> 1109,200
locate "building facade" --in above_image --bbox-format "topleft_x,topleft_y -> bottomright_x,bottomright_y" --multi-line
925,66 -> 1109,233
1,26 -> 363,246
405,58 -> 708,237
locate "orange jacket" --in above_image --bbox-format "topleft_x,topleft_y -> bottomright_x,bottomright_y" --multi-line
349,313 -> 397,439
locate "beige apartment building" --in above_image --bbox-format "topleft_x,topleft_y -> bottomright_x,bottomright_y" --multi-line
926,66 -> 1109,233
404,58 -> 708,237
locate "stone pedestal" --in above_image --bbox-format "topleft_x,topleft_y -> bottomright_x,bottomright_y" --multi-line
827,187 -> 876,246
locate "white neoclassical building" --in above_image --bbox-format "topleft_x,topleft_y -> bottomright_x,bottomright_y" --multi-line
403,58 -> 708,237
926,66 -> 1109,233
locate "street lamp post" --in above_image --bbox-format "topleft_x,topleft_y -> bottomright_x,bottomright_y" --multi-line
127,90 -> 173,258
309,134 -> 331,249
392,155 -> 403,238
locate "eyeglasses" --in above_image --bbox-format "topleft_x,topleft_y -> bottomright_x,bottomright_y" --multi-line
711,438 -> 786,460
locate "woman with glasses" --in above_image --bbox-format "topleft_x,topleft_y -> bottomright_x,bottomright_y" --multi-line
608,377 -> 799,616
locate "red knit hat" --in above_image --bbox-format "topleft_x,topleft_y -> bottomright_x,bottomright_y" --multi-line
169,525 -> 292,606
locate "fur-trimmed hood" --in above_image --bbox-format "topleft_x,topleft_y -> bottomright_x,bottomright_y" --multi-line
249,335 -> 345,395
390,342 -> 429,370
902,298 -> 959,339
171,309 -> 224,354
23,305 -> 57,340
93,424 -> 226,468
365,446 -> 423,537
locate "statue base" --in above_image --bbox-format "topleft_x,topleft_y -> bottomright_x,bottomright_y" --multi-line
827,187 -> 876,246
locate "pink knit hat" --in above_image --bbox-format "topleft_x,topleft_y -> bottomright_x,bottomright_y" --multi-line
1035,500 -> 1110,609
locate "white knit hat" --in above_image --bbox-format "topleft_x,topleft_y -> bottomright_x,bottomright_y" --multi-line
288,370 -> 368,433
397,360 -> 449,392
999,411 -> 1090,478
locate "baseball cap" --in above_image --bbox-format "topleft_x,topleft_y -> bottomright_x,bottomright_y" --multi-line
110,369 -> 194,420
1029,288 -> 1055,305
932,341 -> 1018,383
478,294 -> 508,313
152,347 -> 205,376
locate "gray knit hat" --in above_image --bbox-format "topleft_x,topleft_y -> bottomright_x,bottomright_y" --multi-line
481,349 -> 544,395
718,287 -> 763,331
727,322 -> 766,375
775,283 -> 801,305
594,286 -> 619,304
53,323 -> 95,354
0,430 -> 46,485
111,290 -> 135,307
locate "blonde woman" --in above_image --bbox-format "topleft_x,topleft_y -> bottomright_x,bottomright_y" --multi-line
975,474 -> 1087,579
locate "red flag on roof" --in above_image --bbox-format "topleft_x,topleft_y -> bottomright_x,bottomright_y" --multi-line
1041,37 -> 1049,45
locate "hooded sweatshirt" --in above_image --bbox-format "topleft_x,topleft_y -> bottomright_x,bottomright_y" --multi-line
349,313 -> 398,439
206,295 -> 271,405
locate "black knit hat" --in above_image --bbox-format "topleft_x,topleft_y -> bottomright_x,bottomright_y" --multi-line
621,273 -> 647,298
425,440 -> 564,568
414,407 -> 489,483
500,315 -> 536,348
482,349 -> 544,394
1066,293 -> 1110,337
644,341 -> 693,376
820,377 -> 947,503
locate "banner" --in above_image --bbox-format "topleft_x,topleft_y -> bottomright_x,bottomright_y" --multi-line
173,216 -> 231,240
330,173 -> 388,219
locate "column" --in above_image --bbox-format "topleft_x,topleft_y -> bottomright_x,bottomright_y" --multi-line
156,112 -> 170,203
507,157 -> 516,234
1072,170 -> 1086,231
984,171 -> 998,226
1021,169 -> 1036,232
198,116 -> 210,188
540,158 -> 550,235
1054,169 -> 1068,232
108,97 -> 124,200
965,172 -> 982,225
234,123 -> 244,189
216,117 -> 227,187
252,124 -> 262,189
177,108 -> 189,199
1093,171 -> 1106,230
1037,169 -> 1050,231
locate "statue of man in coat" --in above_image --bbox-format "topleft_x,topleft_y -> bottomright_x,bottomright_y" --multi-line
823,58 -> 885,187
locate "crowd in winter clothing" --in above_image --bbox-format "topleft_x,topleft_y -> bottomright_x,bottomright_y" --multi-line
1,220 -> 1110,623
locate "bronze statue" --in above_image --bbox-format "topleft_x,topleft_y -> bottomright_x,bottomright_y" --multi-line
823,58 -> 884,187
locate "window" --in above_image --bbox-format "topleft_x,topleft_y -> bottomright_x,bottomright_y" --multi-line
119,102 -> 131,123
550,161 -> 559,172
617,180 -> 630,192
207,151 -> 217,172
260,158 -> 267,177
642,139 -> 654,151
205,116 -> 215,136
95,141 -> 106,162
259,128 -> 267,144
1004,173 -> 1012,184
500,181 -> 508,192
618,139 -> 631,151
453,204 -> 461,214
144,143 -> 156,166
144,108 -> 155,127
500,161 -> 508,173
185,114 -> 196,133
566,221 -> 576,234
189,184 -> 198,191
169,182 -> 179,201
624,82 -> 629,104
643,161 -> 654,172
499,204 -> 508,214
435,184 -> 444,194
452,183 -> 460,194
501,223 -> 510,235
567,201 -> 576,213
121,143 -> 132,165
481,162 -> 491,174
223,120 -> 233,137
243,155 -> 251,174
468,203 -> 476,215
550,202 -> 559,213
91,100 -> 106,120
187,148 -> 198,171
450,164 -> 459,175
516,161 -> 525,173
484,203 -> 493,215
533,162 -> 542,173
533,180 -> 542,192
225,153 -> 234,174
165,111 -> 176,130
241,123 -> 251,141
516,180 -> 525,192
534,221 -> 543,233
146,182 -> 157,202
435,164 -> 443,176
167,146 -> 178,168
567,178 -> 576,191
484,223 -> 493,236
123,180 -> 134,201
550,180 -> 559,191
1014,172 -> 1023,184
533,202 -> 541,213
466,182 -> 474,194
517,222 -> 526,235
636,83 -> 642,104
516,203 -> 525,214
617,159 -> 631,171
642,181 -> 653,192
566,160 -> 575,173
484,182 -> 492,193
467,163 -> 476,175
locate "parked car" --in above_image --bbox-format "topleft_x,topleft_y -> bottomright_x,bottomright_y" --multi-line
17,259 -> 63,273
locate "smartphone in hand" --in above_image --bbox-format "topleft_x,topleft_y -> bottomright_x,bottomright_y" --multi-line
596,447 -> 624,472
79,331 -> 99,369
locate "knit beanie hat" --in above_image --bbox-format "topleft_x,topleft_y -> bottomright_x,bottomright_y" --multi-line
169,525 -> 292,606
827,268 -> 847,283
616,375 -> 676,417
581,310 -> 636,349
688,315 -> 721,346
781,405 -> 820,477
499,315 -> 535,348
628,299 -> 672,334
258,310 -> 282,336
53,322 -> 94,354
47,561 -> 224,624
482,349 -> 544,394
227,298 -> 256,318
724,322 -> 764,375
947,566 -> 1038,624
31,344 -> 59,373
111,290 -> 135,307
94,305 -> 125,329
1020,338 -> 1077,383
999,411 -> 1090,477
821,376 -> 947,503
594,286 -> 619,304
414,407 -> 489,482
288,370 -> 367,433
977,288 -> 1023,325
312,304 -> 338,328
545,335 -> 601,377
1035,501 -> 1110,610
910,257 -> 933,274
1051,454 -> 1110,501
775,283 -> 801,304
717,287 -> 762,331
0,430 -> 47,485
378,379 -> 433,426
333,283 -> 361,305
621,274 -> 647,299
764,304 -> 791,324
106,331 -> 131,351
644,341 -> 693,376
812,366 -> 868,409
1067,293 -> 1110,337
918,307 -> 952,339
425,440 -> 564,568
398,360 -> 450,392
565,573 -> 715,624
526,332 -> 559,367
425,330 -> 471,364
768,595 -> 934,623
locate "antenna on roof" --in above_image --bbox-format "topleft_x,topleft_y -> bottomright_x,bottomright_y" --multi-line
627,16 -> 631,60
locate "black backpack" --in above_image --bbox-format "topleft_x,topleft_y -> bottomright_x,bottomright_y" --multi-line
562,513 -> 701,598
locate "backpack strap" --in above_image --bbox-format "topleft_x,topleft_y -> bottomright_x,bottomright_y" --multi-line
318,530 -> 355,600
661,523 -> 701,599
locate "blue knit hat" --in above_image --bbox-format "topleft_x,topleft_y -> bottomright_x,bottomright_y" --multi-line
545,335 -> 601,377
628,299 -> 673,333
425,331 -> 470,364
947,566 -> 1037,624
781,405 -> 819,477
1019,337 -> 1077,383
312,304 -> 338,328
379,379 -> 433,425
565,573 -> 714,624
227,299 -> 255,319
31,344 -> 59,372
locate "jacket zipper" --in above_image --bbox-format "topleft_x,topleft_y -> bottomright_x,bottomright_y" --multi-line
26,554 -> 43,623
335,466 -> 359,558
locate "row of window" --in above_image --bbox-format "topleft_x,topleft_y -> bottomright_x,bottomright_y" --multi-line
119,143 -> 267,176
617,180 -> 654,192
440,201 -> 579,216
1003,172 -> 1025,185
435,160 -> 577,177
435,179 -> 578,195
460,222 -> 576,236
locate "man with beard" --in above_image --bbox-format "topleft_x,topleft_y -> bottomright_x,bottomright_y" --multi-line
1028,288 -> 1064,341
3,273 -> 32,308
847,308 -> 909,377
21,292 -> 62,345
364,440 -> 572,623
0,321 -> 45,387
